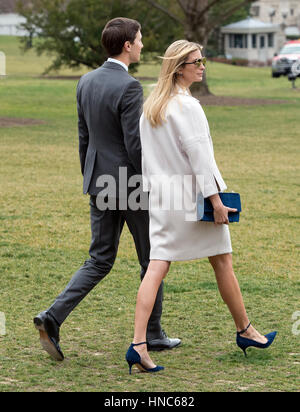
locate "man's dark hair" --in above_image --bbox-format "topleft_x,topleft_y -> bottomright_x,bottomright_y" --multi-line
101,17 -> 141,57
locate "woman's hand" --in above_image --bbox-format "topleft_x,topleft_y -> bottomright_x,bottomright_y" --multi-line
209,193 -> 237,225
213,204 -> 237,225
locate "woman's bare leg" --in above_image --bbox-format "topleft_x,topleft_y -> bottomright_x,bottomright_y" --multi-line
209,253 -> 267,343
132,260 -> 170,368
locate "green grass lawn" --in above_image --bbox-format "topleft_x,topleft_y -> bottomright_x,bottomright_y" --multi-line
0,36 -> 299,392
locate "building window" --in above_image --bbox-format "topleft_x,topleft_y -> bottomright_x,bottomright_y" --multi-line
260,35 -> 265,48
233,34 -> 248,48
251,6 -> 260,17
229,34 -> 234,48
268,33 -> 274,47
252,34 -> 257,48
234,34 -> 243,48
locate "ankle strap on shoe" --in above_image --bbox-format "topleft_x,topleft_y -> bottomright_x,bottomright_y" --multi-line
237,322 -> 251,336
132,341 -> 147,346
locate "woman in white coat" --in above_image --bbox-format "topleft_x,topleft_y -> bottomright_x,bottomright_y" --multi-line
125,40 -> 276,374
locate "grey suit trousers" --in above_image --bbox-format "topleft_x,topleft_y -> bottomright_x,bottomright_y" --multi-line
48,196 -> 163,340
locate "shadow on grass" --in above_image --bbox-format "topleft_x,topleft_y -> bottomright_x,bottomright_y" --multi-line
216,348 -> 276,365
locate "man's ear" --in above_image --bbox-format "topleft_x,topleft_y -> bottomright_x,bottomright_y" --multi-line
124,40 -> 131,52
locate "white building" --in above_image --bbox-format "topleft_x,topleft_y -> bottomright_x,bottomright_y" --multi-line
221,1 -> 300,64
251,0 -> 300,29
221,17 -> 280,63
0,13 -> 27,36
250,0 -> 300,42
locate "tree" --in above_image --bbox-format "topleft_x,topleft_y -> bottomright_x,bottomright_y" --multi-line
18,0 -> 256,94
146,0 -> 257,95
17,0 -> 183,74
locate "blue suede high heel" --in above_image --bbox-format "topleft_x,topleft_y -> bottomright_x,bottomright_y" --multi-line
236,322 -> 277,357
126,342 -> 164,374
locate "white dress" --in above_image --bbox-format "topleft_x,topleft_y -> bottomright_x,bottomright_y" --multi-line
140,90 -> 232,261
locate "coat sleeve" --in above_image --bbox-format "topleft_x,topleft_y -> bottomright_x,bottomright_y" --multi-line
141,149 -> 150,192
120,80 -> 144,174
76,79 -> 89,176
170,97 -> 223,198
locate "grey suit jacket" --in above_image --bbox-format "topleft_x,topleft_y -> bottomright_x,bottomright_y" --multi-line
76,61 -> 143,195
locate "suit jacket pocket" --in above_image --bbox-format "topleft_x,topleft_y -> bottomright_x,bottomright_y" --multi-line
83,148 -> 96,194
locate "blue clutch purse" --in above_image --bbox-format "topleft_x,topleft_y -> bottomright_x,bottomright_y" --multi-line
197,192 -> 241,222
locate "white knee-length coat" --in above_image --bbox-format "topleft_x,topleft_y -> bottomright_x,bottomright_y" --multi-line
140,89 -> 232,261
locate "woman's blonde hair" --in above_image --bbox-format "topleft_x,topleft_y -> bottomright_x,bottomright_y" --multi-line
143,40 -> 202,127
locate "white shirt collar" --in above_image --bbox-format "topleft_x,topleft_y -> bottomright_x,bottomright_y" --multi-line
107,58 -> 128,72
176,86 -> 190,95
171,86 -> 190,97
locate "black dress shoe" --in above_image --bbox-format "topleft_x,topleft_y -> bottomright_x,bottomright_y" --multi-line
147,330 -> 181,352
33,311 -> 64,361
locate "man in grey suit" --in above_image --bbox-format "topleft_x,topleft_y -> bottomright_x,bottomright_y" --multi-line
34,17 -> 180,361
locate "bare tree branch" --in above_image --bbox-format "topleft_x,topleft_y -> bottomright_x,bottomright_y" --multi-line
146,0 -> 185,25
176,0 -> 222,18
200,0 -> 223,16
189,0 -> 198,15
176,0 -> 190,13
176,0 -> 183,11
181,0 -> 254,22
207,0 -> 256,32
